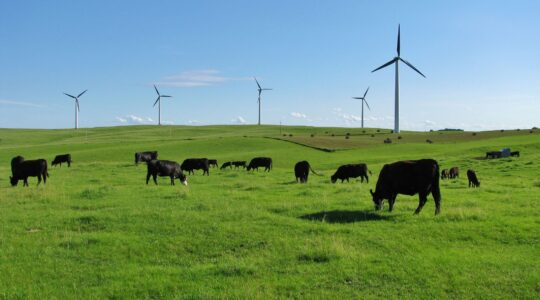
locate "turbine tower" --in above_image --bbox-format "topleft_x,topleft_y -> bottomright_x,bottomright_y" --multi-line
153,85 -> 172,126
63,90 -> 87,129
254,77 -> 272,125
372,25 -> 425,133
352,87 -> 371,128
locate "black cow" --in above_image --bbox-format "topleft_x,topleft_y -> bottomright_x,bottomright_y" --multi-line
135,151 -> 158,165
449,167 -> 459,179
10,156 -> 49,187
146,160 -> 187,186
370,159 -> 441,215
220,161 -> 233,170
208,159 -> 219,168
331,164 -> 369,183
467,169 -> 480,188
233,161 -> 247,169
294,161 -> 319,183
486,151 -> 502,159
247,157 -> 272,172
52,154 -> 72,167
510,151 -> 520,157
181,158 -> 210,175
441,169 -> 449,180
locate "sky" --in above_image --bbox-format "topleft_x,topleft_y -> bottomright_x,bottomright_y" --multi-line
1,0 -> 539,131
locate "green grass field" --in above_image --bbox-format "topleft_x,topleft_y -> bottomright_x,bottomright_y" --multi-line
0,125 -> 539,299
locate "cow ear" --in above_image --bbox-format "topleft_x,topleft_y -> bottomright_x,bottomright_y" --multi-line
370,189 -> 374,196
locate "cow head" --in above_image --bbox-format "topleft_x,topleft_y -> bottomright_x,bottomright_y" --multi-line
177,173 -> 188,186
10,176 -> 18,186
330,175 -> 337,183
246,165 -> 252,171
370,189 -> 384,211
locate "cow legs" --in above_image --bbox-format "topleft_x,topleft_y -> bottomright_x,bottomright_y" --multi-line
170,176 -> 175,185
146,172 -> 151,184
24,177 -> 29,187
388,194 -> 397,212
42,172 -> 47,184
37,175 -> 42,186
414,193 -> 429,214
152,174 -> 158,185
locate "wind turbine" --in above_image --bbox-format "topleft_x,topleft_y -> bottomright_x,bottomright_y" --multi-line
352,87 -> 371,128
153,85 -> 172,126
372,24 -> 425,133
63,90 -> 87,129
254,77 -> 272,125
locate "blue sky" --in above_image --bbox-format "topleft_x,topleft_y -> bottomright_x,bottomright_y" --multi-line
1,0 -> 539,130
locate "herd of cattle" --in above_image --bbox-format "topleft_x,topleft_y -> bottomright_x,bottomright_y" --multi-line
9,148 -> 504,215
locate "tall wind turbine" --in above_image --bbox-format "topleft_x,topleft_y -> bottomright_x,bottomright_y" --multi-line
63,90 -> 87,129
153,85 -> 172,126
254,77 -> 272,125
372,25 -> 425,133
352,87 -> 371,128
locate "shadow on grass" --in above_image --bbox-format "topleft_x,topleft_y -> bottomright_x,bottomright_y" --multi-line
299,210 -> 391,224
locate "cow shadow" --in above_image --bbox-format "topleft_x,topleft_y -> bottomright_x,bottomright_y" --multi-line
299,210 -> 391,224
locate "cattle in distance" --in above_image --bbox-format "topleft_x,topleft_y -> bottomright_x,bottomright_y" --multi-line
331,164 -> 370,183
294,160 -> 320,183
467,169 -> 480,188
247,157 -> 272,172
181,158 -> 210,175
52,154 -> 72,167
146,160 -> 187,186
135,151 -> 158,165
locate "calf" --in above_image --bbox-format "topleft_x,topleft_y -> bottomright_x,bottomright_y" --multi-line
247,157 -> 272,172
331,163 -> 369,183
10,156 -> 49,187
181,158 -> 210,175
135,151 -> 158,165
370,159 -> 441,215
233,161 -> 247,169
52,154 -> 72,167
441,169 -> 449,180
208,159 -> 219,168
449,167 -> 459,179
294,160 -> 319,183
467,169 -> 480,188
220,161 -> 233,170
146,160 -> 187,186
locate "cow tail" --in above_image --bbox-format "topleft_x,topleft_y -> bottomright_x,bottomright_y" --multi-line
310,166 -> 322,176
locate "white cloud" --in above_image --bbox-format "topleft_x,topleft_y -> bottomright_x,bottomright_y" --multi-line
0,99 -> 45,108
155,70 -> 249,88
187,120 -> 201,125
290,112 -> 307,119
424,120 -> 436,126
231,116 -> 247,124
115,115 -> 155,125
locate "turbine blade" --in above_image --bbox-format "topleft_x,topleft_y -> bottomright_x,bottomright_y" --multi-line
64,93 -> 76,99
153,97 -> 160,107
364,99 -> 371,111
371,58 -> 397,73
161,95 -> 172,98
399,57 -> 426,78
397,24 -> 401,56
363,86 -> 370,98
254,77 -> 262,89
352,97 -> 363,99
262,88 -> 272,91
154,84 -> 160,96
77,89 -> 87,98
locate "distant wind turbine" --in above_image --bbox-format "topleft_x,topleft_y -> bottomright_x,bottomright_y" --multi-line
254,77 -> 272,125
153,85 -> 172,126
63,90 -> 87,129
352,87 -> 371,128
372,24 -> 425,133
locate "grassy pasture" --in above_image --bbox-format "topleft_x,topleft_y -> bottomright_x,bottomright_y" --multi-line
0,125 -> 539,299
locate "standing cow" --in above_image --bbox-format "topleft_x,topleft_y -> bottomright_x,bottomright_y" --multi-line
10,156 -> 49,187
208,159 -> 219,168
247,157 -> 272,172
220,162 -> 233,170
467,169 -> 480,188
181,158 -> 210,175
370,159 -> 441,215
146,160 -> 187,186
441,169 -> 449,180
52,154 -> 72,167
135,151 -> 158,165
294,161 -> 319,183
448,167 -> 459,179
330,164 -> 369,183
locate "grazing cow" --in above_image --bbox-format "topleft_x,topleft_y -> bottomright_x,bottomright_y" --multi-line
146,160 -> 187,186
135,151 -> 158,165
294,161 -> 320,183
441,169 -> 449,180
220,161 -> 233,170
208,159 -> 219,168
181,158 -> 210,175
510,151 -> 520,157
485,151 -> 502,159
426,139 -> 433,144
370,159 -> 441,215
233,161 -> 247,169
52,154 -> 72,167
449,167 -> 459,179
467,169 -> 480,188
10,156 -> 49,187
331,164 -> 369,183
247,157 -> 272,172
